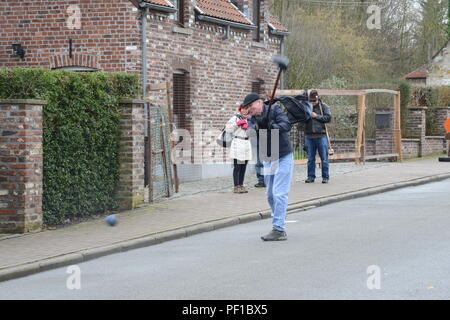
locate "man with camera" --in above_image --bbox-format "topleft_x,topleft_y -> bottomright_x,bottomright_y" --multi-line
304,90 -> 332,184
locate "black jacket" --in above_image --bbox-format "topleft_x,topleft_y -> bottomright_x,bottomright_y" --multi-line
304,100 -> 331,135
249,103 -> 293,160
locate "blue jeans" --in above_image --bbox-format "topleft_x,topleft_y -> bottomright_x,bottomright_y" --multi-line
305,136 -> 329,180
263,153 -> 294,232
255,144 -> 264,184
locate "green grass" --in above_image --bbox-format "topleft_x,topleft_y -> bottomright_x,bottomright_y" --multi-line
294,150 -> 306,160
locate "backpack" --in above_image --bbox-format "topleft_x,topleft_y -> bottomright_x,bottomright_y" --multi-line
216,114 -> 243,148
273,91 -> 312,124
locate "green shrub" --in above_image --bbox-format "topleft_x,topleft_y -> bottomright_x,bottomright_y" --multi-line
437,86 -> 450,106
0,68 -> 140,225
398,81 -> 411,137
410,86 -> 445,135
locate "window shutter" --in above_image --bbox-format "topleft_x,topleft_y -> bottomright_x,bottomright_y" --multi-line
178,0 -> 185,26
252,0 -> 261,42
251,79 -> 264,95
173,72 -> 190,131
252,81 -> 261,94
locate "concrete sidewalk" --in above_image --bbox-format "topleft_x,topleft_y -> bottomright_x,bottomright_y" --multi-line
0,156 -> 449,282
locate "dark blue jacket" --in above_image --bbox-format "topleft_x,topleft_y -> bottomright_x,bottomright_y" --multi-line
249,103 -> 293,161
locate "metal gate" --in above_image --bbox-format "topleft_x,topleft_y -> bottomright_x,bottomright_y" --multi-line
144,105 -> 174,201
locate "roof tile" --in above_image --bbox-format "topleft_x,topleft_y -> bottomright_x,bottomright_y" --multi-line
267,14 -> 287,32
405,66 -> 428,79
196,0 -> 251,25
143,0 -> 174,7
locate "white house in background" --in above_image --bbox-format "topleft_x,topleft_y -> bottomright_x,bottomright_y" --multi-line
405,39 -> 450,86
427,39 -> 450,86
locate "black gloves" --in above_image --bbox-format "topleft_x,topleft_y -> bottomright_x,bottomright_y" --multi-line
256,117 -> 269,129
256,117 -> 275,130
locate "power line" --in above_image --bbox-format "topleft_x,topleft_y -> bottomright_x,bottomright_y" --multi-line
288,0 -> 384,7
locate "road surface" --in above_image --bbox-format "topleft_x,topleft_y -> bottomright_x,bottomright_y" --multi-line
1,179 -> 449,300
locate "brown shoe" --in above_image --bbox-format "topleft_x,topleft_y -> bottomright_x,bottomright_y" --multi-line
239,185 -> 248,193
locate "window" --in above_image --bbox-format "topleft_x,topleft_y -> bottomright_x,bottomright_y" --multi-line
252,0 -> 261,42
230,1 -> 243,11
251,79 -> 264,95
173,0 -> 185,26
173,70 -> 190,131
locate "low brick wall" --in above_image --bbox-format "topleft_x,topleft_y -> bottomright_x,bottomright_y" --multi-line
331,139 -> 376,156
423,136 -> 446,156
405,107 -> 427,139
435,107 -> 450,136
0,99 -> 45,233
402,139 -> 420,159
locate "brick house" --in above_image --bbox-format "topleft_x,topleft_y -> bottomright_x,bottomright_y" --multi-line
0,0 -> 288,182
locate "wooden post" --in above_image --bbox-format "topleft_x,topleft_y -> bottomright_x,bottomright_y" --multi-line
147,103 -> 153,202
159,116 -> 172,197
362,111 -> 366,165
447,133 -> 450,157
166,81 -> 179,193
394,92 -> 403,161
355,95 -> 366,165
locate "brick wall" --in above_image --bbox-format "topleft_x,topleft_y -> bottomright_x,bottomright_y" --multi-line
405,107 -> 427,139
145,0 -> 280,130
435,107 -> 450,136
423,136 -> 446,156
402,107 -> 446,158
0,99 -> 45,233
401,139 -> 420,159
144,0 -> 281,178
2,0 -> 282,180
117,99 -> 145,209
330,139 -> 376,156
0,0 -> 141,73
291,135 -> 435,161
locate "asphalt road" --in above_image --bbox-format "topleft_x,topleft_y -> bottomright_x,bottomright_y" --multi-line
1,179 -> 450,300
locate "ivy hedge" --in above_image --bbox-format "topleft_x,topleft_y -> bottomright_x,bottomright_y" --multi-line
0,68 -> 140,225
409,85 -> 450,136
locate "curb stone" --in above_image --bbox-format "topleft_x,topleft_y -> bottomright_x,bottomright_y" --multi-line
185,223 -> 215,237
0,263 -> 40,282
212,217 -> 240,230
153,229 -> 187,243
0,173 -> 449,283
120,236 -> 159,252
238,212 -> 262,224
39,253 -> 84,272
82,245 -> 123,262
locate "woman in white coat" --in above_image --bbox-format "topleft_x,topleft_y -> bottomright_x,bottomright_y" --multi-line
225,104 -> 252,193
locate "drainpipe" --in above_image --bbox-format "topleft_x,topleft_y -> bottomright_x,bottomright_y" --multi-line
280,36 -> 285,90
141,6 -> 149,99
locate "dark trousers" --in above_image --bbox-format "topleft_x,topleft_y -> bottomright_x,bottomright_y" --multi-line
233,159 -> 248,186
255,142 -> 264,184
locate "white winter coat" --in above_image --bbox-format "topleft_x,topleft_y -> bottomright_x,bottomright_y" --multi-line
225,115 -> 252,161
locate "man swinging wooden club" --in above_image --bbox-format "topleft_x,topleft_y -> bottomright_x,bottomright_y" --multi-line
247,55 -> 294,241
